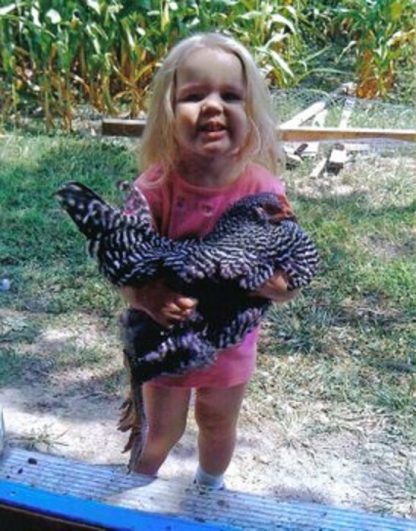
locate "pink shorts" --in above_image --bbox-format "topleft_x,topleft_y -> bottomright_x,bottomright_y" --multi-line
148,328 -> 259,389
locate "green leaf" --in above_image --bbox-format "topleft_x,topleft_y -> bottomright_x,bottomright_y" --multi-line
270,13 -> 296,34
30,5 -> 41,27
0,3 -> 19,16
86,0 -> 101,15
267,49 -> 294,77
46,9 -> 61,25
238,11 -> 262,21
264,33 -> 288,48
283,5 -> 297,20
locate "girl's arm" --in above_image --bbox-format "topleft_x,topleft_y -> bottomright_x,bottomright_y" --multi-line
122,174 -> 199,328
120,280 -> 197,328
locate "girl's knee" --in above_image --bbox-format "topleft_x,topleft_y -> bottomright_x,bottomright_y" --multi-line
195,407 -> 238,438
198,423 -> 237,446
194,384 -> 246,433
147,420 -> 186,448
142,384 -> 190,447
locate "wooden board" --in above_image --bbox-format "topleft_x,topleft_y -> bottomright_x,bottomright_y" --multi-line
1,448 -> 415,531
0,503 -> 103,531
0,478 -> 224,531
300,107 -> 328,157
280,100 -> 328,128
101,119 -> 416,143
327,97 -> 356,171
280,126 -> 416,143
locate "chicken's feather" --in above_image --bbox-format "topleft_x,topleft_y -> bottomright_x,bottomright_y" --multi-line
56,182 -> 319,381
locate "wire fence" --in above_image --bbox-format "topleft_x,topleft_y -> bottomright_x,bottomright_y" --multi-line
272,88 -> 416,129
272,88 -> 416,155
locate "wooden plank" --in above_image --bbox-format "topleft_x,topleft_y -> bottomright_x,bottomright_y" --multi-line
280,126 -> 416,143
327,143 -> 347,172
2,448 -> 416,531
102,118 -> 146,137
309,158 -> 328,179
301,108 -> 328,157
284,148 -> 302,168
345,143 -> 372,152
279,83 -> 351,129
339,97 -> 355,128
327,97 -> 356,172
0,480 -> 224,531
101,119 -> 416,143
0,503 -> 103,531
280,100 -> 328,128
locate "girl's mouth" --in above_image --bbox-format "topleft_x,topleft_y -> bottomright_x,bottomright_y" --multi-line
199,121 -> 226,133
200,130 -> 227,142
198,122 -> 228,141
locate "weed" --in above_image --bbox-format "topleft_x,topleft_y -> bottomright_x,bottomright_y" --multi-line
10,424 -> 68,453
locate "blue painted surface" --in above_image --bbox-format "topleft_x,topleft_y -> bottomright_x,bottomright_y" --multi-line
0,480 -> 234,531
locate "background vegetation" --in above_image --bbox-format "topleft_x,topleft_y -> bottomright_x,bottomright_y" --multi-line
1,0 -> 415,129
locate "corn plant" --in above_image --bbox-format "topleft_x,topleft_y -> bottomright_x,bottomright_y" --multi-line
335,0 -> 416,99
1,0 -> 414,129
190,0 -> 301,86
0,0 -> 312,129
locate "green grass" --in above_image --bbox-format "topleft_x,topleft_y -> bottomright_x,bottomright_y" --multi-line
0,134 -> 137,313
0,131 -> 415,514
0,134 -> 135,393
251,148 -> 416,461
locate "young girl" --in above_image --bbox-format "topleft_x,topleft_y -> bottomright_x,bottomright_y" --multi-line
121,32 -> 297,489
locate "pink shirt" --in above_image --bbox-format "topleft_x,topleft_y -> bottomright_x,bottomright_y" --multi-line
128,163 -> 288,388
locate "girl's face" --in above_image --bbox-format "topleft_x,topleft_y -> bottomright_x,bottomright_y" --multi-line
173,47 -> 249,164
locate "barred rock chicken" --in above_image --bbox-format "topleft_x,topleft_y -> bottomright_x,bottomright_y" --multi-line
56,181 -> 319,467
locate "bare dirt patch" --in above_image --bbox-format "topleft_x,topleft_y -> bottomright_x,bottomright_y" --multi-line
1,309 -> 415,519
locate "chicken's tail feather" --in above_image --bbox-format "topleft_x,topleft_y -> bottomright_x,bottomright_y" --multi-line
56,181 -> 118,238
118,351 -> 148,471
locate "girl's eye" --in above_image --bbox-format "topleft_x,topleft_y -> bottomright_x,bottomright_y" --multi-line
223,92 -> 242,102
183,93 -> 203,102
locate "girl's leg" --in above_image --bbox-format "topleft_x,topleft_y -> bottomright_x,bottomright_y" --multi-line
194,383 -> 247,477
133,383 -> 191,475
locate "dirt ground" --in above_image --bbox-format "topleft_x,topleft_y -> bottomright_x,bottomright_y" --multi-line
1,310 -> 415,520
0,381 -> 372,508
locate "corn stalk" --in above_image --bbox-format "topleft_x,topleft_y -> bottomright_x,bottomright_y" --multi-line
1,0 -> 414,129
336,0 -> 416,99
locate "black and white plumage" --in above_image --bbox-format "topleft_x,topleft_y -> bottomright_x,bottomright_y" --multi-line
57,181 -> 319,375
57,181 -> 319,467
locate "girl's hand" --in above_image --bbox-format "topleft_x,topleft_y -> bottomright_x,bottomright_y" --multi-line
251,270 -> 298,304
120,280 -> 197,328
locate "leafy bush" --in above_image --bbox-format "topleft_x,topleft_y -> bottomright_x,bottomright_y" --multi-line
0,0 -> 308,128
0,0 -> 414,129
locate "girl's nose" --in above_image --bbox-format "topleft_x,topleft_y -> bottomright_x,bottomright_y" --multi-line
202,93 -> 222,112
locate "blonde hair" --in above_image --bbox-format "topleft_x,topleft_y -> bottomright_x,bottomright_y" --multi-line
140,32 -> 283,178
